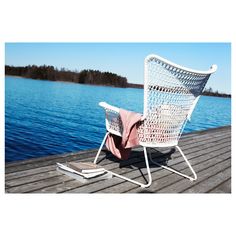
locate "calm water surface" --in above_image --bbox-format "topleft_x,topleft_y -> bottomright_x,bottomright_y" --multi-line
5,76 -> 231,162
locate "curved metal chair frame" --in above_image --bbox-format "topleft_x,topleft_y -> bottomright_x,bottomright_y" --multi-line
94,54 -> 217,188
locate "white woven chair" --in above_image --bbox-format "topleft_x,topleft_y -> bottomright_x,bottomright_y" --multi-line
94,54 -> 217,188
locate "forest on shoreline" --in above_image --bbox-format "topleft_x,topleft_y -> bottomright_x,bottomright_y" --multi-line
5,65 -> 231,97
5,65 -> 128,88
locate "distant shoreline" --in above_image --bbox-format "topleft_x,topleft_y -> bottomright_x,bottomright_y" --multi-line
5,74 -> 132,88
5,73 -> 231,98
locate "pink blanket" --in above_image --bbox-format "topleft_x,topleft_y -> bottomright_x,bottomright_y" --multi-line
105,109 -> 142,160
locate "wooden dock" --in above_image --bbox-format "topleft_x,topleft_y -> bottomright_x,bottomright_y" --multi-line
5,126 -> 231,193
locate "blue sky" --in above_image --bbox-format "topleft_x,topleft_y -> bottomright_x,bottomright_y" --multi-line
5,43 -> 231,94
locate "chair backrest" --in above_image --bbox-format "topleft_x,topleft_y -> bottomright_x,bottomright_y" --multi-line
138,54 -> 217,147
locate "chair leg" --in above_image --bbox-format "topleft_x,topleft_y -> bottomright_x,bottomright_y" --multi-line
143,147 -> 152,187
149,145 -> 197,181
93,134 -> 152,188
107,147 -> 152,188
94,132 -> 109,164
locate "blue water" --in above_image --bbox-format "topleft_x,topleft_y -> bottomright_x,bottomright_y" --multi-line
5,76 -> 231,162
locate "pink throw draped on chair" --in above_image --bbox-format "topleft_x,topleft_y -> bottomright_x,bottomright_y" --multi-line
105,109 -> 142,160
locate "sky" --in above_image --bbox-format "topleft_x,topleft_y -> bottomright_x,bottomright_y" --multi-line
5,43 -> 231,94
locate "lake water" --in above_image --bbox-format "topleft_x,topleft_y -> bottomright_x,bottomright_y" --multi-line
5,76 -> 231,162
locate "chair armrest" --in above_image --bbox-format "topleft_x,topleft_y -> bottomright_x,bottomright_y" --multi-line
99,102 -> 146,121
99,102 -> 121,136
99,102 -> 120,113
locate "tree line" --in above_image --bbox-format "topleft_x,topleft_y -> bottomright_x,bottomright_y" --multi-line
5,65 -> 128,88
203,87 -> 231,98
5,65 -> 231,97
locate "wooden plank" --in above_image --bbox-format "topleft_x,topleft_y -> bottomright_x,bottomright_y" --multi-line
183,167 -> 231,193
207,178 -> 231,193
125,144 -> 231,194
5,165 -> 56,181
6,134 -> 230,187
5,126 -> 231,193
65,144 -> 230,193
6,146 -> 175,191
5,149 -> 152,188
179,128 -> 230,141
179,126 -> 230,140
105,141 -> 231,193
6,147 -> 167,191
162,136 -> 230,160
6,138 -> 230,194
98,147 -> 231,193
6,170 -> 64,188
64,143 -> 230,193
6,130 -> 230,182
151,155 -> 231,193
61,139 -> 231,193
31,157 -> 169,193
6,175 -> 72,193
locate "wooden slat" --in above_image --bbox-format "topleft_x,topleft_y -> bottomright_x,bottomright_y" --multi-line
5,132 -> 230,190
5,149 -> 158,188
6,175 -> 72,193
64,142 -> 230,193
24,138 -> 231,193
5,126 -> 231,193
45,140 -> 230,193
5,165 -> 56,181
148,154 -> 231,193
97,148 -> 231,193
6,170 -> 64,188
207,178 -> 231,193
5,130 -> 230,181
182,167 -> 231,193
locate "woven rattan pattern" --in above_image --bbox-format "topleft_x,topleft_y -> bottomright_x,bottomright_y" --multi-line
138,56 -> 211,146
